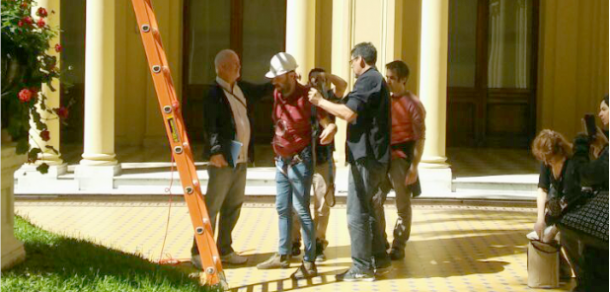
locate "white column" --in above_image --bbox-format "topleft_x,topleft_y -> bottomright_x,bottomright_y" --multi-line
331,0 -> 353,165
418,0 -> 452,194
75,0 -> 120,190
1,147 -> 26,270
285,0 -> 316,81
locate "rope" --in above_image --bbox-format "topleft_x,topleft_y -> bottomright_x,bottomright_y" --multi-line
158,155 -> 176,263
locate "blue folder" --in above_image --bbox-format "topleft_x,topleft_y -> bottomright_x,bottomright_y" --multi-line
230,140 -> 243,167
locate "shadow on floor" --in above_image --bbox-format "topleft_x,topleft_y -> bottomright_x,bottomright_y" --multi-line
221,230 -> 533,291
324,231 -> 530,279
227,269 -> 345,292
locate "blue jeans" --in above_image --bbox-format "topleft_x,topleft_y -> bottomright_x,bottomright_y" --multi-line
347,158 -> 391,273
275,148 -> 316,262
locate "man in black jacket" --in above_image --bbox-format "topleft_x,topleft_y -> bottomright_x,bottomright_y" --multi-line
309,42 -> 392,281
191,49 -> 273,268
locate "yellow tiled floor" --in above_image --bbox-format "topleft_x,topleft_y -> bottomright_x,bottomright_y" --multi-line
15,201 -> 574,292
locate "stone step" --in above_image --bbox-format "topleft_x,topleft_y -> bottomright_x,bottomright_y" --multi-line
16,166 -> 538,201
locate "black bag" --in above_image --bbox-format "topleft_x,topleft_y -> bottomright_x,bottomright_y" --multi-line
557,191 -> 609,250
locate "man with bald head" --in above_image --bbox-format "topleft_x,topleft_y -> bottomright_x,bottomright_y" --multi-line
191,49 -> 273,268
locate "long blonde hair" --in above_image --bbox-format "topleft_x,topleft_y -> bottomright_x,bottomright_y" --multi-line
532,130 -> 573,163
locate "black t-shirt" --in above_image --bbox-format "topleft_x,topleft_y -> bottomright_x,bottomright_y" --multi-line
344,68 -> 391,164
312,89 -> 336,165
573,145 -> 609,191
537,159 -> 581,201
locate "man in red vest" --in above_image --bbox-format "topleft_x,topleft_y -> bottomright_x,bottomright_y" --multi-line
378,60 -> 426,260
257,53 -> 337,280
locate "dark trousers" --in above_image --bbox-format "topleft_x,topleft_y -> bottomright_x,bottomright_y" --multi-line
579,246 -> 609,292
561,232 -> 609,292
347,158 -> 391,273
374,158 -> 413,250
192,163 -> 247,256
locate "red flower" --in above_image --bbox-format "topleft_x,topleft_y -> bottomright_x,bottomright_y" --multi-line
36,18 -> 46,28
22,16 -> 33,25
40,130 -> 50,142
53,107 -> 69,119
18,89 -> 33,102
37,7 -> 48,17
18,20 -> 24,27
54,44 -> 62,52
20,2 -> 28,9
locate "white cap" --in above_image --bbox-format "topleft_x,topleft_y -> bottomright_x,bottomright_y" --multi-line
265,52 -> 298,78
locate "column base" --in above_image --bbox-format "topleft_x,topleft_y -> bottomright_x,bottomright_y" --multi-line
1,234 -> 25,270
419,162 -> 453,196
37,153 -> 64,166
15,163 -> 69,192
74,164 -> 121,191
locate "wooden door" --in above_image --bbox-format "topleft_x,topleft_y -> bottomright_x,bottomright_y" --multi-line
447,0 -> 539,148
182,0 -> 286,154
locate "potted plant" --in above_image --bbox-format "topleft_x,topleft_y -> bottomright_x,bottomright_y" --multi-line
1,0 -> 68,173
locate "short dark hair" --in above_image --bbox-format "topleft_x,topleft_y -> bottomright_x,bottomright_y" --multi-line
308,68 -> 325,80
385,61 -> 410,81
351,42 -> 377,66
604,94 -> 609,107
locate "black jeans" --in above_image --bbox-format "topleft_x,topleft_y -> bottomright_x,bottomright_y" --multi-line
347,158 -> 391,273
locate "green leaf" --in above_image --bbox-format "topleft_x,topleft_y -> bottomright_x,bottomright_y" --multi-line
27,148 -> 42,161
15,138 -> 29,154
36,163 -> 49,174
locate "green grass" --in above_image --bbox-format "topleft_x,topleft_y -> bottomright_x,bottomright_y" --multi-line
1,217 -> 223,292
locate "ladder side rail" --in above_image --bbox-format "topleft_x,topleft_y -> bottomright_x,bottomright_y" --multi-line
137,3 -> 220,269
130,0 -> 223,286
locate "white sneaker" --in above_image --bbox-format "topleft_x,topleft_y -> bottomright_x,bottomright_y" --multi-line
221,252 -> 248,265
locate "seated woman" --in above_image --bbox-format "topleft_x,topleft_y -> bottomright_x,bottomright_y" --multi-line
531,130 -> 580,280
563,95 -> 609,292
532,130 -> 580,241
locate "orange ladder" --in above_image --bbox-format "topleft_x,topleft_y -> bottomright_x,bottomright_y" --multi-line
130,0 -> 226,288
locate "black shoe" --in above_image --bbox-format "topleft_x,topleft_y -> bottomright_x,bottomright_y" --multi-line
335,269 -> 375,282
389,248 -> 405,260
374,262 -> 392,276
315,239 -> 328,262
291,261 -> 318,280
291,241 -> 301,256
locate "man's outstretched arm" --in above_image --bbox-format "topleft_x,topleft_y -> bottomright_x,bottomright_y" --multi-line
309,88 -> 357,123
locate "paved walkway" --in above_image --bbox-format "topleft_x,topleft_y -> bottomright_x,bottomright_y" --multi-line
15,200 -> 574,292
